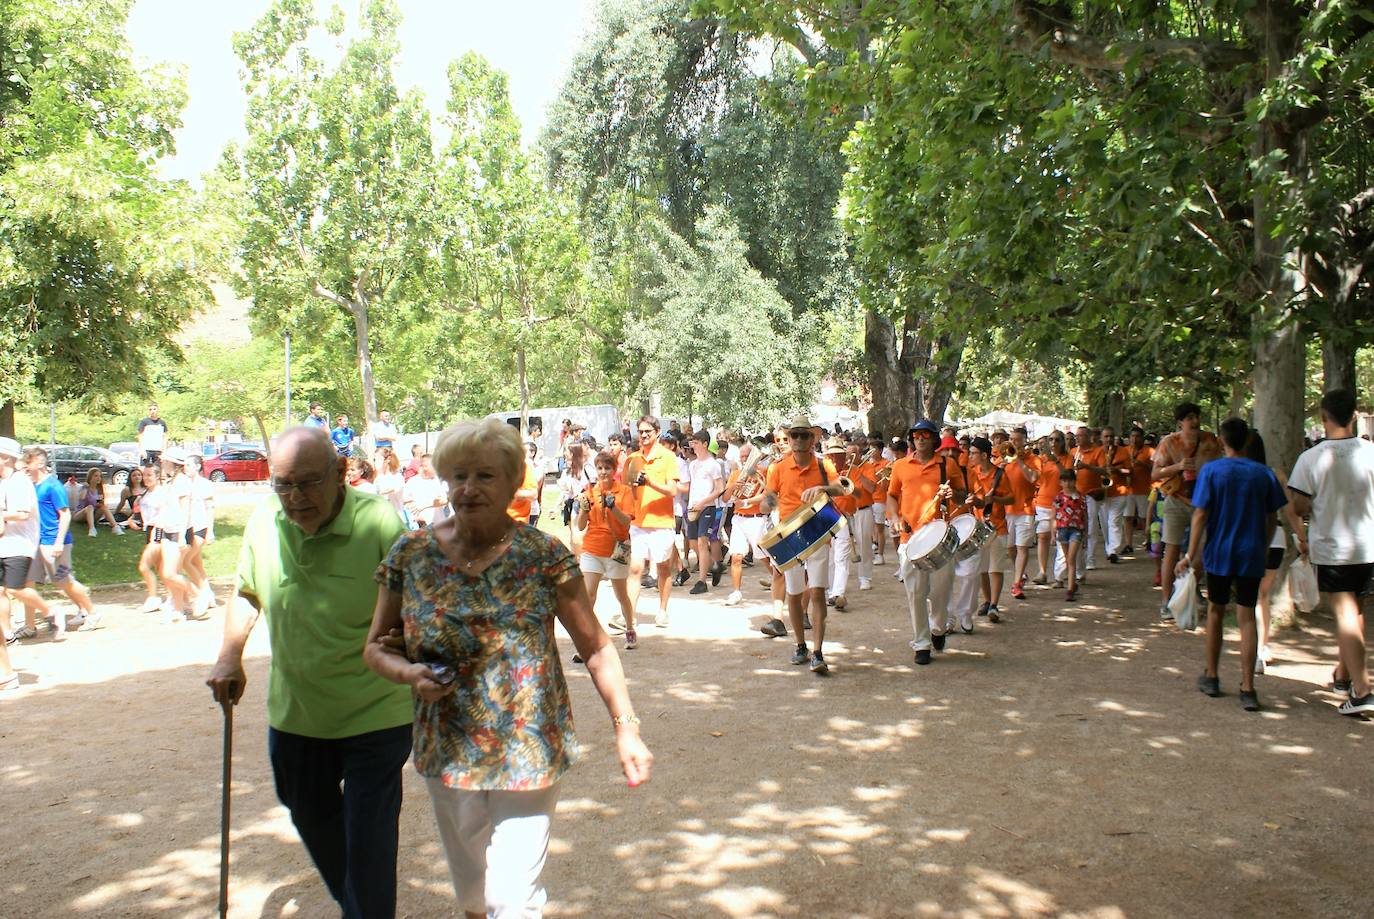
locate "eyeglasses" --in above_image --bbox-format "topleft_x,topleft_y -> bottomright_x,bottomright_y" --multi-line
637,428 -> 655,435
788,431 -> 812,440
271,476 -> 329,495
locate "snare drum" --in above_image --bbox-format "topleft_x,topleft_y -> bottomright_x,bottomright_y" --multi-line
904,520 -> 960,572
952,514 -> 995,561
759,494 -> 843,571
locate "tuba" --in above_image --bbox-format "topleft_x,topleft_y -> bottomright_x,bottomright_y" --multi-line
730,437 -> 779,502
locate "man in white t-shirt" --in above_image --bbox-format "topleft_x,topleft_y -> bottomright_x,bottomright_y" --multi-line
0,437 -> 51,643
1288,388 -> 1374,717
685,430 -> 725,595
402,455 -> 448,526
370,410 -> 399,454
137,404 -> 169,464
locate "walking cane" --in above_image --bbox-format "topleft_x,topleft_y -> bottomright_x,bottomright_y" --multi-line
219,684 -> 236,919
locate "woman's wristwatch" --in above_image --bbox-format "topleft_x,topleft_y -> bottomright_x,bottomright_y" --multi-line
611,714 -> 640,727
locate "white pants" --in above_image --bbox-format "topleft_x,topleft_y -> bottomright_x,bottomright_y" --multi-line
951,551 -> 980,628
1104,495 -> 1130,555
852,508 -> 875,583
828,517 -> 852,598
902,559 -> 955,650
427,778 -> 560,918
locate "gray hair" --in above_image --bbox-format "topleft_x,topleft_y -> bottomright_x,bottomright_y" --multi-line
432,418 -> 524,485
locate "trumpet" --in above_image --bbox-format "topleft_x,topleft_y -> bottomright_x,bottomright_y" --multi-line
999,442 -> 1018,460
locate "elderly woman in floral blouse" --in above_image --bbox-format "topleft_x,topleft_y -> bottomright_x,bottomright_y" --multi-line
364,417 -> 651,919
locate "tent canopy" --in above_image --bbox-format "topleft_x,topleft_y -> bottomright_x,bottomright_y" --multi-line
954,410 -> 1086,439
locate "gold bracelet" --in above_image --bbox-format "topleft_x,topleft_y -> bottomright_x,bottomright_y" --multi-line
611,714 -> 640,727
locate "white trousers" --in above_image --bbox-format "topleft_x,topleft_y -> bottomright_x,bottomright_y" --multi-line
427,778 -> 560,918
852,508 -> 875,583
951,551 -> 980,628
829,517 -> 853,598
903,559 -> 955,650
1104,495 -> 1130,555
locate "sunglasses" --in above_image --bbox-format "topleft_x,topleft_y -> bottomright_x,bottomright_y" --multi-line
788,431 -> 812,440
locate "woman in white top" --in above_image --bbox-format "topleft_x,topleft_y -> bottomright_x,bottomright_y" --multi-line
156,450 -> 196,621
128,465 -> 165,614
558,443 -> 595,552
179,455 -> 216,617
375,449 -> 407,521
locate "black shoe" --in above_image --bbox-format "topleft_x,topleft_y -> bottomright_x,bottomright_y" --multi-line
572,652 -> 585,665
1239,689 -> 1261,711
1108,553 -> 1119,564
640,574 -> 656,589
826,596 -> 836,607
1338,693 -> 1374,716
710,563 -> 724,586
977,602 -> 990,617
1197,674 -> 1221,697
932,631 -> 947,652
790,644 -> 809,665
914,649 -> 932,665
760,618 -> 787,638
673,568 -> 691,587
810,651 -> 829,675
1333,675 -> 1353,694
690,580 -> 708,595
1120,546 -> 1135,555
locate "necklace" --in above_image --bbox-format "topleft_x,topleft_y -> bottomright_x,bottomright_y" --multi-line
458,527 -> 514,570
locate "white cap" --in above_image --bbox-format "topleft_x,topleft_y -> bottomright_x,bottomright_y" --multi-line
162,447 -> 188,466
0,437 -> 21,459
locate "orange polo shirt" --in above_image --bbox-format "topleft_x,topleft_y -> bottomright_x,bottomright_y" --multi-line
1034,459 -> 1062,510
1074,446 -> 1106,495
887,454 -> 969,533
968,464 -> 1013,535
1002,453 -> 1040,516
1128,445 -> 1154,495
871,458 -> 892,505
765,453 -> 839,520
507,459 -> 540,522
851,458 -> 884,509
630,442 -> 680,529
581,481 -> 635,557
1104,446 -> 1133,498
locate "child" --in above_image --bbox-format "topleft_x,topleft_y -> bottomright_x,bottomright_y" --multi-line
1054,474 -> 1088,600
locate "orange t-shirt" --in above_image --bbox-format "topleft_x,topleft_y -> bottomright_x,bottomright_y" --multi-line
968,464 -> 1013,535
1034,457 -> 1063,509
1073,446 -> 1106,495
886,454 -> 969,533
1128,445 -> 1155,495
765,453 -> 839,520
1104,446 -> 1133,498
851,459 -> 883,509
630,442 -> 680,529
725,466 -> 767,517
581,482 -> 635,557
506,459 -> 540,522
871,458 -> 892,504
1002,453 -> 1040,516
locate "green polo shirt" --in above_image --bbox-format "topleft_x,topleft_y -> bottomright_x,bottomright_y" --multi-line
237,486 -> 412,739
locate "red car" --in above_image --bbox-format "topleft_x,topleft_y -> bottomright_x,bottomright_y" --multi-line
202,448 -> 269,483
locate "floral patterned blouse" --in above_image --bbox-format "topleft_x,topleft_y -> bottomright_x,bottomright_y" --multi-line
376,524 -> 581,790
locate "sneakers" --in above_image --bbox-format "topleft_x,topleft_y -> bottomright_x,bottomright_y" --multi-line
760,618 -> 787,638
810,651 -> 829,674
1254,657 -> 1265,675
710,561 -> 724,586
1086,562 -> 1097,571
655,610 -> 669,629
640,574 -> 657,589
1239,689 -> 1261,711
87,527 -> 97,537
139,596 -> 161,614
1053,579 -> 1065,589
690,580 -> 708,595
977,601 -> 990,618
790,644 -> 809,666
1332,670 -> 1352,694
931,631 -> 946,652
858,578 -> 872,591
1197,674 -> 1221,697
1108,553 -> 1119,565
914,648 -> 932,665
874,554 -> 884,566
833,595 -> 847,611
1011,583 -> 1026,601
1033,575 -> 1047,586
826,595 -> 836,607
624,629 -> 638,651
77,611 -> 104,632
1338,693 -> 1374,716
960,621 -> 973,634
10,626 -> 37,641
725,590 -> 743,606
1159,604 -> 1174,623
673,568 -> 691,587
987,605 -> 1001,623
608,613 -> 627,632
112,525 -> 125,536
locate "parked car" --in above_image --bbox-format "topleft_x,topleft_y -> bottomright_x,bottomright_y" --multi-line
201,448 -> 269,483
108,441 -> 141,462
37,445 -> 139,487
210,441 -> 265,456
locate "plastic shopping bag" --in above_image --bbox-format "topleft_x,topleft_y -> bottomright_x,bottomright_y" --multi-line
1289,557 -> 1319,613
1168,568 -> 1198,631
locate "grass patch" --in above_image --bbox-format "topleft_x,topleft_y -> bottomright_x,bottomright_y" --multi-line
61,505 -> 254,589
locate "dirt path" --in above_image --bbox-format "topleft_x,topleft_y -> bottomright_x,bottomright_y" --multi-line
2,554 -> 1371,918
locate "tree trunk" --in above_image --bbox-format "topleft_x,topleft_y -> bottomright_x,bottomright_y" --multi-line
350,293 -> 379,455
517,344 -> 529,438
0,400 -> 13,439
915,327 -> 966,423
253,412 -> 272,459
863,307 -> 916,436
1321,323 -> 1358,398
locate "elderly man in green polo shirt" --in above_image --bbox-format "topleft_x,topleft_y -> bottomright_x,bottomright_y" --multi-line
207,426 -> 410,919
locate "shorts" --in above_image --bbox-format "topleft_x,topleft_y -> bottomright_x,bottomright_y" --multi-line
185,528 -> 208,543
1056,526 -> 1083,545
1206,573 -> 1261,608
728,514 -> 767,557
1034,506 -> 1054,535
1161,496 -> 1194,546
30,545 -> 74,585
1,555 -> 33,589
978,534 -> 1008,575
782,543 -> 830,596
580,552 -> 628,580
685,506 -> 720,541
1316,563 -> 1374,597
161,527 -> 182,545
1007,514 -> 1034,548
146,526 -> 164,545
1128,494 -> 1150,517
1265,547 -> 1284,571
629,526 -> 676,565
871,503 -> 886,525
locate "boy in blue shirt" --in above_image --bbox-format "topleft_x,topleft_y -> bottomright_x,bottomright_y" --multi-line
1178,418 -> 1287,711
22,447 -> 99,637
330,414 -> 355,457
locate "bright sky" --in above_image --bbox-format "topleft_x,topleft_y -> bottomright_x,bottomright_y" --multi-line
127,0 -> 597,181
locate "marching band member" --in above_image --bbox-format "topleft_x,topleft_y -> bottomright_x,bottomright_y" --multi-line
1123,426 -> 1154,554
936,432 -> 985,630
763,415 -> 845,675
870,436 -> 895,566
722,442 -> 778,612
886,420 -> 968,665
1059,425 -> 1106,581
1100,426 -> 1133,562
1032,432 -> 1066,584
824,437 -> 856,611
625,416 -> 682,630
849,438 -> 883,590
1002,427 -> 1041,600
966,437 -> 1015,622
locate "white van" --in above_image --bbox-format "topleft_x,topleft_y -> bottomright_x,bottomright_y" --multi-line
486,404 -> 622,475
